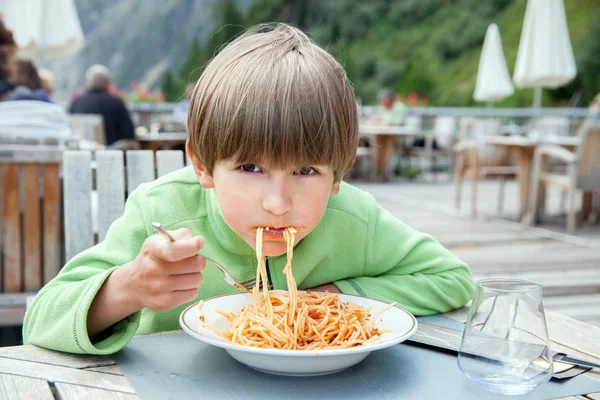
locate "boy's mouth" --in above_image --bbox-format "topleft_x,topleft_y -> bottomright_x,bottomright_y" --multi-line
259,226 -> 299,240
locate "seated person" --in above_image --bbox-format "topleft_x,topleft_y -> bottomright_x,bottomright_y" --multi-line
371,89 -> 406,125
4,58 -> 52,102
69,65 -> 135,146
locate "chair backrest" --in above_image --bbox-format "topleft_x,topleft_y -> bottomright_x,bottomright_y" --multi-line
68,114 -> 106,145
457,117 -> 476,141
460,118 -> 506,166
433,116 -> 456,148
576,119 -> 600,190
404,115 -> 422,131
0,147 -> 63,296
529,116 -> 572,138
0,101 -> 72,147
62,150 -> 189,260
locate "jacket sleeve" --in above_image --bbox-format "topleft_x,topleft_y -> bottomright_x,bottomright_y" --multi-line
23,189 -> 151,354
334,205 -> 474,316
116,98 -> 135,140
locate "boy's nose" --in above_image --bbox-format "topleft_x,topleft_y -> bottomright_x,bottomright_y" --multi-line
262,186 -> 292,216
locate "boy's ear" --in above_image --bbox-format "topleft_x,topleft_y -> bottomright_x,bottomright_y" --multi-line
185,140 -> 214,188
330,181 -> 341,196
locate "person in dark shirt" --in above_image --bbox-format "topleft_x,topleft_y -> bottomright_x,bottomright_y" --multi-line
69,65 -> 134,146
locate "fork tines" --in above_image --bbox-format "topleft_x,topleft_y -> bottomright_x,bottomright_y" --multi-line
240,278 -> 273,291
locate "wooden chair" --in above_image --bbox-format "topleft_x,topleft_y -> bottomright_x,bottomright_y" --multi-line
454,118 -> 519,217
0,147 -> 63,326
528,120 -> 600,234
407,116 -> 455,180
63,150 -> 189,260
67,114 -> 106,146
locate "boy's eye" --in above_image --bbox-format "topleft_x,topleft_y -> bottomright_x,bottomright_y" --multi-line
240,164 -> 261,173
296,167 -> 316,176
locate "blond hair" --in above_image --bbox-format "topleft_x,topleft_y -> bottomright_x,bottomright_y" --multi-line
187,23 -> 358,182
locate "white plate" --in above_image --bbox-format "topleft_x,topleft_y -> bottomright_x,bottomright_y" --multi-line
179,292 -> 418,376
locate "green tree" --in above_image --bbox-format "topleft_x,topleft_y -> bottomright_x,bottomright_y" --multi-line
161,70 -> 182,102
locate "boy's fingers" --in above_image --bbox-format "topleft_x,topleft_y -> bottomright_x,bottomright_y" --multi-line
168,272 -> 203,291
163,228 -> 194,241
171,288 -> 200,306
152,236 -> 204,262
166,256 -> 206,275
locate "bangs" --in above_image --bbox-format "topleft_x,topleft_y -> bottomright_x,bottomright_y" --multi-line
188,24 -> 358,180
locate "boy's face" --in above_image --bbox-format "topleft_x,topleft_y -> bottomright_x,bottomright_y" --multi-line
188,144 -> 340,257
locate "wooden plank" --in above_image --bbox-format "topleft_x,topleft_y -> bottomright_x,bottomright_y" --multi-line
55,382 -> 139,400
156,150 -> 184,177
63,151 -> 94,261
0,344 -> 114,369
0,373 -> 54,399
451,242 -> 600,272
0,147 -> 64,163
545,311 -> 600,362
554,397 -> 588,400
473,269 -> 600,296
125,151 -> 155,196
2,163 -> 21,292
0,306 -> 26,326
586,391 -> 600,400
0,357 -> 134,394
22,165 -> 42,291
96,151 -> 125,242
42,164 -> 61,284
84,365 -> 123,375
543,294 -> 600,322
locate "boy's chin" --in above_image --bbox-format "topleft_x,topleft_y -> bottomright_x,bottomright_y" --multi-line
257,242 -> 288,257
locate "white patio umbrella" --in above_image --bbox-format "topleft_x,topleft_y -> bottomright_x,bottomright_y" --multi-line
0,0 -> 84,58
513,0 -> 576,107
474,23 -> 514,104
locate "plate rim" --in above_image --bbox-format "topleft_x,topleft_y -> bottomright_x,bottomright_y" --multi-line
179,291 -> 418,357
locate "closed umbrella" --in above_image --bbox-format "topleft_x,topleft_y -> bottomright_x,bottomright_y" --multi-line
474,23 -> 514,103
0,0 -> 84,57
513,0 -> 576,107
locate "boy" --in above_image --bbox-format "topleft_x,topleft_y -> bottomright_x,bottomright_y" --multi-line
23,24 -> 473,355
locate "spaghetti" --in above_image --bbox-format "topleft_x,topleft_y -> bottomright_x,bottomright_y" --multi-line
203,227 -> 395,349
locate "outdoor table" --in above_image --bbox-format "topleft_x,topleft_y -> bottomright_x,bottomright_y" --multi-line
483,135 -> 582,221
136,132 -> 188,152
1,308 -> 598,399
359,123 -> 418,181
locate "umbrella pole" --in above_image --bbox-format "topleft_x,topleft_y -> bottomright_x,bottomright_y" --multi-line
533,87 -> 542,108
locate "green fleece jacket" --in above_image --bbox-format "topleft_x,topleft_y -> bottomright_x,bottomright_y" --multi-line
23,166 -> 473,354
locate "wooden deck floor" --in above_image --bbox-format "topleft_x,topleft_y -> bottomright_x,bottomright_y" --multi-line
356,180 -> 600,327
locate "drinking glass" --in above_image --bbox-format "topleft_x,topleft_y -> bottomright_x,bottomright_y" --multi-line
458,278 -> 553,395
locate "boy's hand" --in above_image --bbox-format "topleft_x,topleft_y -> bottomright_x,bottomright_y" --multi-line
311,283 -> 341,294
126,228 -> 206,313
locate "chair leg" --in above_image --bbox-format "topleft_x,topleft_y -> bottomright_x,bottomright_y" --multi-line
525,151 -> 543,226
567,186 -> 576,235
559,190 -> 567,214
497,176 -> 505,215
471,176 -> 478,218
566,164 -> 577,235
454,153 -> 464,210
469,148 -> 478,218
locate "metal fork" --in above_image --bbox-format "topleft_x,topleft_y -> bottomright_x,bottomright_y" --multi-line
151,222 -> 271,292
